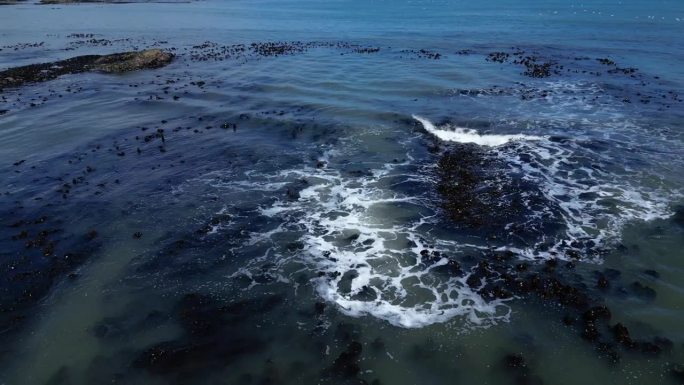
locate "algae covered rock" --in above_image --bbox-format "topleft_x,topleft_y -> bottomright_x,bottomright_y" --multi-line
92,49 -> 175,73
0,49 -> 174,90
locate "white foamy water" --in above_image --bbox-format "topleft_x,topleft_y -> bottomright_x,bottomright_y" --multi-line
503,137 -> 677,260
412,110 -> 678,261
290,167 -> 509,328
218,154 -> 510,329
209,111 -> 679,328
412,115 -> 542,146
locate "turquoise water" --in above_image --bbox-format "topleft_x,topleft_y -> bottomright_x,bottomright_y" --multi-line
1,1 -> 683,384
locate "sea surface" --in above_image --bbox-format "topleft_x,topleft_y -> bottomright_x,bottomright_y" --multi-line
1,0 -> 683,384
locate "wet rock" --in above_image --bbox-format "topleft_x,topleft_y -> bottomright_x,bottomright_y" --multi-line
596,274 -> 609,290
607,67 -> 637,75
338,270 -> 359,294
523,62 -> 553,78
353,47 -> 380,54
0,50 -> 173,90
432,258 -> 463,276
196,213 -> 231,235
466,261 -> 494,289
597,58 -> 616,66
583,306 -> 611,323
611,323 -> 636,348
93,49 -> 174,73
351,285 -> 377,301
487,52 -> 510,63
284,179 -> 308,200
286,241 -> 305,251
480,283 -> 513,301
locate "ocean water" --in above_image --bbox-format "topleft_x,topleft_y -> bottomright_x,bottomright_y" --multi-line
0,0 -> 683,384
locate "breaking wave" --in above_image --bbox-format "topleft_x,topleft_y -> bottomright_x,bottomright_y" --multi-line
412,114 -> 542,146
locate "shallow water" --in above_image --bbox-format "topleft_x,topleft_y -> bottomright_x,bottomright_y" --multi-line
1,1 -> 684,384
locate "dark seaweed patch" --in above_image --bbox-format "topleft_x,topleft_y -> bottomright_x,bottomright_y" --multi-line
436,145 -> 562,245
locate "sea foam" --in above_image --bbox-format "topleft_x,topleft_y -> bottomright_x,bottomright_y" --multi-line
412,115 -> 542,146
206,112 -> 678,329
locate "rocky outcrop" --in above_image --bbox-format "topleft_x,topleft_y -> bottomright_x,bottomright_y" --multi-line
91,49 -> 174,73
0,49 -> 174,90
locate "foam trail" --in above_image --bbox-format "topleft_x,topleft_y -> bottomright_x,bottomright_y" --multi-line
216,154 -> 510,329
413,115 -> 542,146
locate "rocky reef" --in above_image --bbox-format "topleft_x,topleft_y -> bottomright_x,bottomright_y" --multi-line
0,49 -> 174,90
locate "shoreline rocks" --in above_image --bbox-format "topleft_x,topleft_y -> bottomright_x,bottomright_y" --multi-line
0,49 -> 174,90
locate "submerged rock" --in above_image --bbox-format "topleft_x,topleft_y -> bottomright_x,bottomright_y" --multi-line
0,49 -> 174,90
626,281 -> 657,301
671,364 -> 684,384
132,292 -> 281,380
500,352 -> 544,385
326,341 -> 363,379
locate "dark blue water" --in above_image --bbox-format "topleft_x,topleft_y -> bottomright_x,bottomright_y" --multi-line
1,1 -> 683,384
